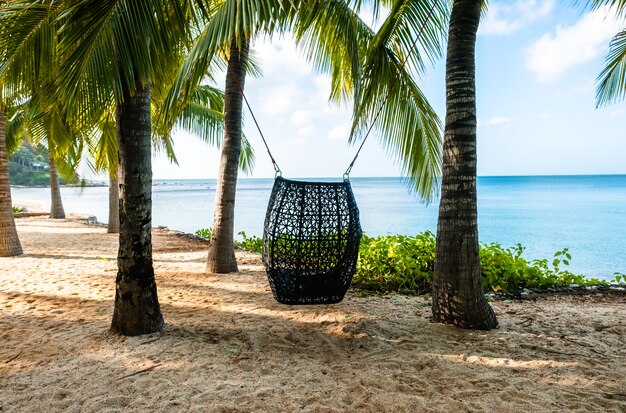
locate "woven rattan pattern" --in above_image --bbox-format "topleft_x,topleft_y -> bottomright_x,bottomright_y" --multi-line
262,177 -> 362,304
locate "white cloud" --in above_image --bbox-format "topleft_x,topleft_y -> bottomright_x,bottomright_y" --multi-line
297,126 -> 315,138
525,6 -> 623,83
482,116 -> 513,127
252,35 -> 310,77
290,110 -> 315,126
256,83 -> 299,116
480,0 -> 555,35
328,122 -> 351,141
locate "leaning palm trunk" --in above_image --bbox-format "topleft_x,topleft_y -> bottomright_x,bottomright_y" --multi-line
206,37 -> 250,274
431,0 -> 497,330
0,109 -> 23,257
48,155 -> 66,219
110,80 -> 163,336
107,170 -> 119,233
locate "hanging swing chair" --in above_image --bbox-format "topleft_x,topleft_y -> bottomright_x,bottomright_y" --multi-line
226,65 -> 365,305
262,176 -> 362,304
225,0 -> 436,304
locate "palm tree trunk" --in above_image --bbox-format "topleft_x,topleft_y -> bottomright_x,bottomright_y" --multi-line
0,108 -> 23,257
431,0 -> 497,330
110,80 -> 163,336
206,37 -> 250,274
107,169 -> 120,233
48,155 -> 66,219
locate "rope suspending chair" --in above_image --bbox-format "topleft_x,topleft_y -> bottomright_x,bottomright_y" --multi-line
226,0 -> 438,304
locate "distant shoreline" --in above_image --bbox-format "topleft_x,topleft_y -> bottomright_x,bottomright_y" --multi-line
11,183 -> 107,189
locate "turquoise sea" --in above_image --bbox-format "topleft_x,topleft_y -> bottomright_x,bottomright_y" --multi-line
11,175 -> 626,280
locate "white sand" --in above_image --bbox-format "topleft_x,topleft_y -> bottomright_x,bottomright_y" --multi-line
1,216 -> 625,412
12,198 -> 45,213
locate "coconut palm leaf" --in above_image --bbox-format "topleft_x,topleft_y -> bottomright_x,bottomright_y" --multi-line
163,0 -> 298,120
349,0 -> 447,200
91,113 -> 118,174
4,102 -> 27,156
57,0 -> 198,123
583,1 -> 626,105
0,0 -> 63,97
293,0 -> 371,104
597,29 -> 626,106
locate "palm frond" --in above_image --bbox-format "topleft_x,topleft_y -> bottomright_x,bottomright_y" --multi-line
5,107 -> 26,155
294,0 -> 372,104
92,115 -> 118,173
597,29 -> 626,106
162,0 -> 298,120
0,0 -> 62,96
353,47 -> 442,199
584,0 -> 626,17
363,0 -> 448,82
238,134 -> 256,175
54,138 -> 85,186
57,0 -> 196,120
349,0 -> 447,200
174,101 -> 224,147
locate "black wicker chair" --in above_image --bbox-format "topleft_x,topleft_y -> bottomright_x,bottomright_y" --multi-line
262,177 -> 362,304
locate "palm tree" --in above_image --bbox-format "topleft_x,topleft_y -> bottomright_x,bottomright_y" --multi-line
2,0 -> 254,335
27,103 -> 79,220
47,155 -> 65,218
430,0 -> 497,329
59,0 -> 252,334
111,76 -> 162,335
0,91 -> 23,257
204,37 -> 249,272
0,1 -> 74,220
163,2 -> 290,274
55,0 -> 200,335
587,1 -> 626,106
166,0 -> 446,273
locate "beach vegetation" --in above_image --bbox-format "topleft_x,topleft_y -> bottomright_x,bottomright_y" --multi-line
356,233 -> 436,293
8,143 -> 53,186
235,231 -> 263,253
613,272 -> 626,284
353,234 -> 614,294
195,227 -> 213,240
221,228 -> 619,294
11,205 -> 24,214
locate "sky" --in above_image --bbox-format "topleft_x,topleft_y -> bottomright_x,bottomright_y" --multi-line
152,0 -> 626,180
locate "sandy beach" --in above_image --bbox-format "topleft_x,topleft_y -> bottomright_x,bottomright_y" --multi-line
1,216 -> 625,412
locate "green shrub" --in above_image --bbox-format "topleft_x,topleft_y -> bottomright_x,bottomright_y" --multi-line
235,231 -> 263,253
354,233 -> 609,294
196,226 -> 616,294
354,232 -> 436,292
612,272 -> 626,285
195,227 -> 212,239
12,206 -> 25,214
232,231 -> 345,254
479,245 -> 592,291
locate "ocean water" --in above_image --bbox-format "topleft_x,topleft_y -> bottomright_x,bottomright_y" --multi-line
11,175 -> 626,280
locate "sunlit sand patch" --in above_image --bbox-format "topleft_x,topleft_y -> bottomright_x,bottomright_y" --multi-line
433,353 -> 578,369
1,216 -> 625,413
